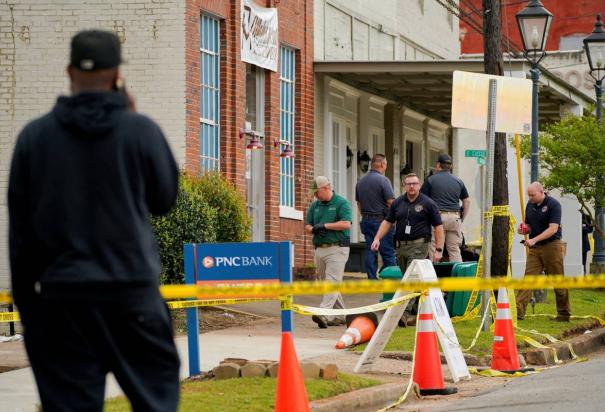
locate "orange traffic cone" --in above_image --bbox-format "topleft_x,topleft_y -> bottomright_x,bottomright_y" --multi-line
491,287 -> 521,372
413,298 -> 457,396
275,332 -> 310,412
335,313 -> 378,349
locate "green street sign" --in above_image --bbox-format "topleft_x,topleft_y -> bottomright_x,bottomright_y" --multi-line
477,156 -> 486,166
465,149 -> 487,158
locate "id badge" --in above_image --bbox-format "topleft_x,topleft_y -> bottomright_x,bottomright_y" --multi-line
405,225 -> 411,234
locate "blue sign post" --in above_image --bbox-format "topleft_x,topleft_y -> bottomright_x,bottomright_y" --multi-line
183,241 -> 293,377
183,243 -> 200,376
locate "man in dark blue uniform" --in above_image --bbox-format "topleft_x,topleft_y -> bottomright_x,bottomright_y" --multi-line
516,182 -> 570,321
8,30 -> 180,411
371,173 -> 444,320
356,154 -> 397,279
421,154 -> 470,262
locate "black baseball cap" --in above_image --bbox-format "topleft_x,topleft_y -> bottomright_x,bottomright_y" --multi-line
70,30 -> 122,71
437,154 -> 452,164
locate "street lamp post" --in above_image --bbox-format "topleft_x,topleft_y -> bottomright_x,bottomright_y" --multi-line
516,0 -> 553,183
516,1 -> 553,302
583,14 -> 605,267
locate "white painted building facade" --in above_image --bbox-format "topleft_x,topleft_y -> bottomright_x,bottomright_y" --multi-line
315,0 -> 593,276
314,0 -> 458,248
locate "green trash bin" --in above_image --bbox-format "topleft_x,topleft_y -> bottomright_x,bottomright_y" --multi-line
378,266 -> 403,302
446,262 -> 480,317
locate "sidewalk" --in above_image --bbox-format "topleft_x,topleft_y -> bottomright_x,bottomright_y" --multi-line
0,288 -> 384,411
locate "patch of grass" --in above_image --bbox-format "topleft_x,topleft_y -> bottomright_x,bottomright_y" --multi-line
104,373 -> 380,412
353,289 -> 605,357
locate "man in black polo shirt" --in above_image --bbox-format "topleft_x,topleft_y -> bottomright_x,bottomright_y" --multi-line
421,154 -> 470,262
372,173 -> 444,320
356,154 -> 397,279
516,182 -> 570,321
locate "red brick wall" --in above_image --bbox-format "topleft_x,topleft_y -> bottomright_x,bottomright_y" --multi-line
460,0 -> 601,54
188,0 -> 315,267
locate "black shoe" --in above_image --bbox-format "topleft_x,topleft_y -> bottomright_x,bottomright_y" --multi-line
312,315 -> 328,328
555,315 -> 570,322
327,318 -> 346,327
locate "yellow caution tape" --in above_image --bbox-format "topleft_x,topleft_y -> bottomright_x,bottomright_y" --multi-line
281,295 -> 292,311
492,205 -> 512,216
468,367 -> 534,377
0,312 -> 20,323
158,275 -> 605,300
291,293 -> 421,317
517,334 -> 562,364
516,322 -> 591,363
374,296 -> 424,411
460,209 -> 516,322
526,313 -> 605,327
167,297 -> 273,309
451,304 -> 480,323
0,293 -> 12,304
460,303 -> 491,352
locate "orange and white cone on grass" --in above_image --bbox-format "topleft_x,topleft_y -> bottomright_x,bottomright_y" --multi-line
275,332 -> 310,412
335,312 -> 379,349
412,298 -> 457,395
491,287 -> 522,372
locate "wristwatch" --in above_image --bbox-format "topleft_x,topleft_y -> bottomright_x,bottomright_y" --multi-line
435,247 -> 443,252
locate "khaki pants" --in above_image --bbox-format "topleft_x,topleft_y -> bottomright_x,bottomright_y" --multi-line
397,241 -> 429,314
315,246 -> 349,322
429,213 -> 463,262
516,239 -> 570,319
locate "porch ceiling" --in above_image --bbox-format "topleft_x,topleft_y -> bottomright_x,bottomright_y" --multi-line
314,60 -> 595,126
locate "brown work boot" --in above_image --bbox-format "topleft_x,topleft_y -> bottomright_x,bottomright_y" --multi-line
327,318 -> 346,327
312,315 -> 328,329
398,313 -> 415,328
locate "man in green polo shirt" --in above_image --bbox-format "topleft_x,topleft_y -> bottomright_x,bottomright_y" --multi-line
305,176 -> 352,328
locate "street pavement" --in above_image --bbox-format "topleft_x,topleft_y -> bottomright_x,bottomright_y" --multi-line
427,348 -> 605,412
0,285 -> 385,411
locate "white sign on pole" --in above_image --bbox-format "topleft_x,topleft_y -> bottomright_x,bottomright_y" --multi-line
355,260 -> 470,382
241,0 -> 279,72
451,71 -> 532,134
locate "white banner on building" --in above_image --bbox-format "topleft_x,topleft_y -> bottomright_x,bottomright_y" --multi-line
241,0 -> 278,72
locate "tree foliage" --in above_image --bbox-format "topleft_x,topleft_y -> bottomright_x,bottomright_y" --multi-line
190,172 -> 252,243
150,172 -> 252,284
517,114 -> 605,238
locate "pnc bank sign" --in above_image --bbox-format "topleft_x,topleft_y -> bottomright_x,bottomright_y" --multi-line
195,242 -> 284,281
202,255 -> 273,269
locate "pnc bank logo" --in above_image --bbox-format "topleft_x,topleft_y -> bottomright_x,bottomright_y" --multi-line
201,255 -> 273,268
202,256 -> 215,268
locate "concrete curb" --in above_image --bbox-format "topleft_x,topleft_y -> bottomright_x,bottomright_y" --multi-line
523,327 -> 605,365
310,382 -> 406,412
309,328 -> 605,411
379,350 -> 489,366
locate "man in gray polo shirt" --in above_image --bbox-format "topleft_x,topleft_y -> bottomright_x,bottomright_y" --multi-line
421,154 -> 470,262
355,154 -> 397,279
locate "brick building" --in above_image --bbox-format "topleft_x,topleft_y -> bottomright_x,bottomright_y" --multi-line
190,0 -> 314,267
0,0 -> 314,291
459,0 -> 603,97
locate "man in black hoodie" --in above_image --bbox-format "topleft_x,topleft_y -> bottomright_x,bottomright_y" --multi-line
8,30 -> 180,411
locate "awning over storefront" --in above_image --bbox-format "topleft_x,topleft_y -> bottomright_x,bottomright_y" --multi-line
314,59 -> 595,125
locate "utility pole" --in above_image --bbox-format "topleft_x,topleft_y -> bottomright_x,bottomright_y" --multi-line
482,0 -> 510,280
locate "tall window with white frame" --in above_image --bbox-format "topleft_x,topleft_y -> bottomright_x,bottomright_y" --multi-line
200,14 -> 220,172
280,46 -> 296,208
